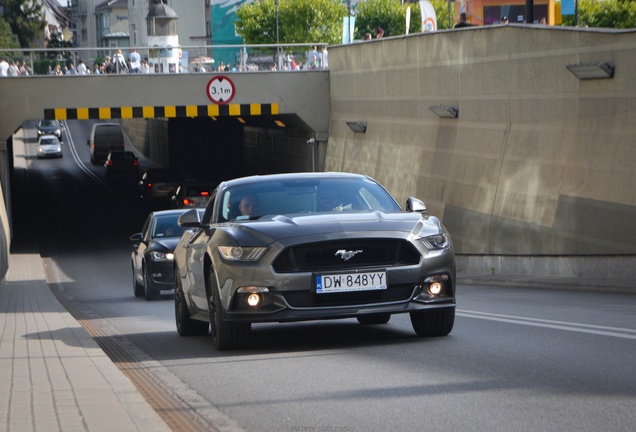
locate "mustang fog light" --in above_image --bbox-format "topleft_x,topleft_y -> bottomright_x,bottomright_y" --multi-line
428,281 -> 443,296
237,286 -> 270,308
246,293 -> 261,307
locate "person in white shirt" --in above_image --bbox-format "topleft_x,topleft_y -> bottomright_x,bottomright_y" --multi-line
140,58 -> 151,74
8,60 -> 19,76
129,49 -> 141,73
76,60 -> 87,75
113,49 -> 128,74
321,46 -> 328,69
0,57 -> 9,76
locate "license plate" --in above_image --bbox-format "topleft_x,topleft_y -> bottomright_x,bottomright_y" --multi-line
315,271 -> 387,294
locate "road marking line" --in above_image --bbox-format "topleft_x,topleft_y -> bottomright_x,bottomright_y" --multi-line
457,309 -> 636,340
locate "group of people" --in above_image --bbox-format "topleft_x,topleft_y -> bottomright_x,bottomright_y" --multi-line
0,58 -> 33,76
362,27 -> 385,41
45,49 -> 151,76
98,49 -> 149,74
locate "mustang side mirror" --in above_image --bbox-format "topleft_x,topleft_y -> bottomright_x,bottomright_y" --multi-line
178,208 -> 203,227
406,197 -> 427,215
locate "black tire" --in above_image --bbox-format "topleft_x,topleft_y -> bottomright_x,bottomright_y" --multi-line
357,313 -> 391,325
132,264 -> 144,297
208,269 -> 250,350
144,266 -> 160,300
410,308 -> 455,337
175,271 -> 209,336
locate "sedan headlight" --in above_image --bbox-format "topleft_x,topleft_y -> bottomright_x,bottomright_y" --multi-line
420,233 -> 450,251
218,246 -> 268,261
151,251 -> 174,262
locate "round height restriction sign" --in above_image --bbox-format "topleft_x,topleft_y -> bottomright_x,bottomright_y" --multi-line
206,76 -> 235,105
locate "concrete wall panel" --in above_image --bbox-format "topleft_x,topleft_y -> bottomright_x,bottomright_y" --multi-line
328,26 -> 636,255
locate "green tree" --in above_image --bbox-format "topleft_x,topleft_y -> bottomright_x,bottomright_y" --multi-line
3,0 -> 46,48
236,0 -> 347,45
354,0 -> 454,40
561,0 -> 636,28
0,17 -> 21,49
354,0 -> 407,38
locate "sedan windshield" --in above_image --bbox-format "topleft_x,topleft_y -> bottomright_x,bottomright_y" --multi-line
220,177 -> 401,221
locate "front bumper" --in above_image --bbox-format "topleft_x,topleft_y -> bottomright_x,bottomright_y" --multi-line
222,271 -> 456,323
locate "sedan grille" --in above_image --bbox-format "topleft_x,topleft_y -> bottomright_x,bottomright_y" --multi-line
272,239 -> 421,273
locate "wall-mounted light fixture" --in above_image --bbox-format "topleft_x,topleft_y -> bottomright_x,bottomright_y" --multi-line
429,105 -> 459,118
566,62 -> 615,79
346,121 -> 367,133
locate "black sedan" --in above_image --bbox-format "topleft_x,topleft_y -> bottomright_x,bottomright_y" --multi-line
130,209 -> 193,300
36,119 -> 63,139
174,172 -> 456,350
138,168 -> 185,203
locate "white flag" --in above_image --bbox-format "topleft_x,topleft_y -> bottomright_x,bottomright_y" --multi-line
419,1 -> 437,32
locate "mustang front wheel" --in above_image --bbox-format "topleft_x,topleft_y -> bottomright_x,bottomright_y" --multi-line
208,270 -> 250,350
410,308 -> 455,337
175,272 -> 209,336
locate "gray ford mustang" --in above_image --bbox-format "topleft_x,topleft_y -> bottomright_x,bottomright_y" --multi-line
174,172 -> 456,350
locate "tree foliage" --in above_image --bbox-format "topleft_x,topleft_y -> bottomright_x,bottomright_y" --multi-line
3,0 -> 46,48
349,0 -> 455,39
0,17 -> 21,50
236,0 -> 348,45
561,0 -> 636,28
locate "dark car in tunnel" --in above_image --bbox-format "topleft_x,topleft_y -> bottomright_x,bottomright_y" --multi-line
138,168 -> 185,204
130,209 -> 191,300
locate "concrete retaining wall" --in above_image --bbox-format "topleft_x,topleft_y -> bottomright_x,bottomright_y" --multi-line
327,25 -> 636,255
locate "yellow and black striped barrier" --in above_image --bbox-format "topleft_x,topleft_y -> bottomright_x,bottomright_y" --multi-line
44,103 -> 279,120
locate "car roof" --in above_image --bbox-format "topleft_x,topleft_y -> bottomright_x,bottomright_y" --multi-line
150,209 -> 192,217
220,172 -> 369,188
108,151 -> 135,158
143,168 -> 184,179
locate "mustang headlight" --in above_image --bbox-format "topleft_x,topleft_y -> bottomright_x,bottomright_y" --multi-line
218,246 -> 268,261
420,233 -> 450,251
151,251 -> 174,262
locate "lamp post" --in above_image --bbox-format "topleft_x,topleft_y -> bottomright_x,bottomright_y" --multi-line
275,0 -> 281,69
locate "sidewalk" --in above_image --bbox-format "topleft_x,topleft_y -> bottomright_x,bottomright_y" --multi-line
0,252 -> 170,432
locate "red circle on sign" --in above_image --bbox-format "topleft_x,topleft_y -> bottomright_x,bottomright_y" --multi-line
206,75 -> 235,105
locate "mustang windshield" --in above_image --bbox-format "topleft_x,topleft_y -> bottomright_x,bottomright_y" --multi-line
221,178 -> 401,221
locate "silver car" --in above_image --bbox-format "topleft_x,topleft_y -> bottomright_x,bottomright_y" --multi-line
36,135 -> 63,158
174,172 -> 456,350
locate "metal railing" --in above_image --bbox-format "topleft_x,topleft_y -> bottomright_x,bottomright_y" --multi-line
0,43 -> 330,76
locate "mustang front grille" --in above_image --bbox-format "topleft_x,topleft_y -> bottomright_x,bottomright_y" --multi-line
272,239 -> 421,273
281,283 -> 416,308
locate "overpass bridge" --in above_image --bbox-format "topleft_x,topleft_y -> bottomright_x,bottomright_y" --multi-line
2,25 -> 636,282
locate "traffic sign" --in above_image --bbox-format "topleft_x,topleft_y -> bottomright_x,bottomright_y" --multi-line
206,76 -> 235,105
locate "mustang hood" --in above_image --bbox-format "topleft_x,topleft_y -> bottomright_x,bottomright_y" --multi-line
227,212 -> 444,245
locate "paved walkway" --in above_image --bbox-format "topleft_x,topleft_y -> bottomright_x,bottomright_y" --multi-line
0,252 -> 170,432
